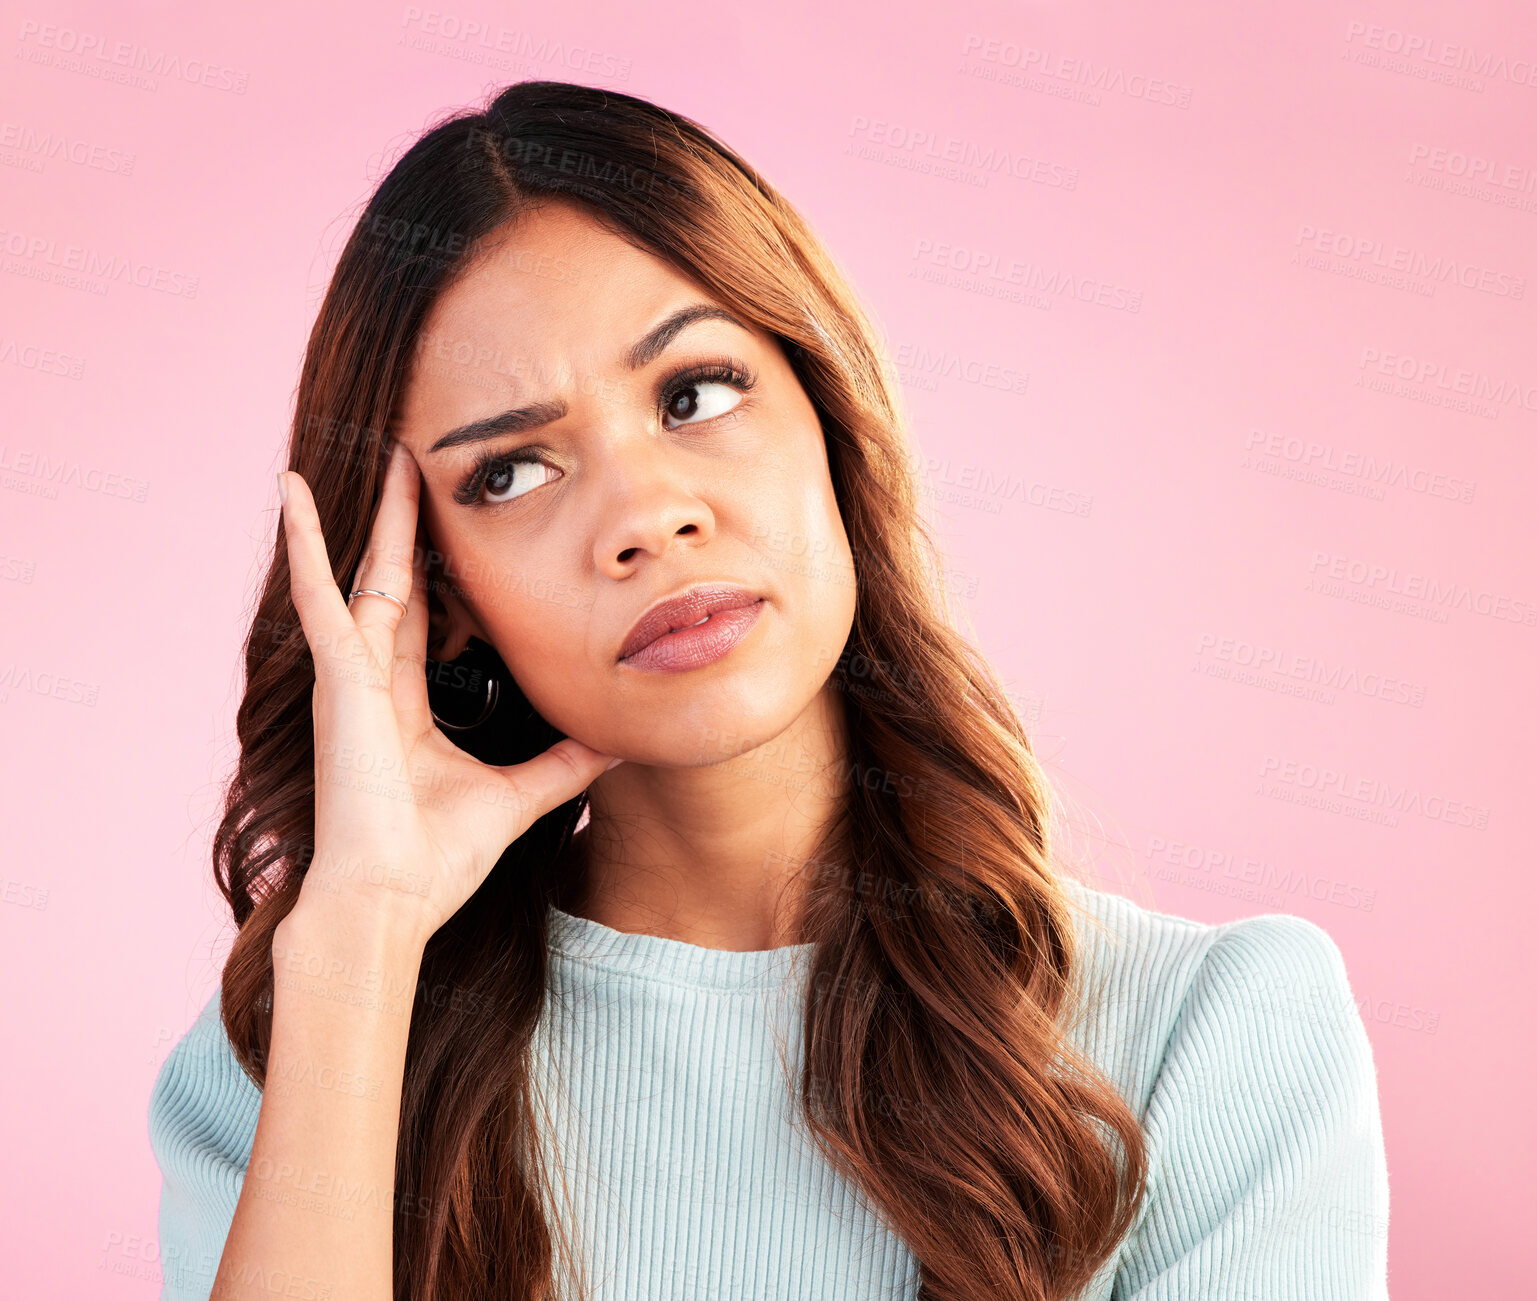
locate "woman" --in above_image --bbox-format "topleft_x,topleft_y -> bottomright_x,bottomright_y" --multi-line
148,80 -> 1389,1301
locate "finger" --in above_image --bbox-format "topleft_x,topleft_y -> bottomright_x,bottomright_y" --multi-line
493,739 -> 621,841
349,439 -> 420,642
278,470 -> 355,665
392,533 -> 434,733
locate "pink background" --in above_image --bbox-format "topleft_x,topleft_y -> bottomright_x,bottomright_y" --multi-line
2,0 -> 1531,1294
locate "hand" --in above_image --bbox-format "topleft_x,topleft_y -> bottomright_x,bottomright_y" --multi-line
275,440 -> 619,948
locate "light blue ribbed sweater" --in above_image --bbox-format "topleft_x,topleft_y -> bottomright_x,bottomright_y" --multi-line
147,877 -> 1391,1299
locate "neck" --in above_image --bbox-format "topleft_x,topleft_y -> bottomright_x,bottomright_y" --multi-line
558,684 -> 850,952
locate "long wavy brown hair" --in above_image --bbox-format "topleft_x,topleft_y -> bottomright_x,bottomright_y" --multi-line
215,79 -> 1149,1300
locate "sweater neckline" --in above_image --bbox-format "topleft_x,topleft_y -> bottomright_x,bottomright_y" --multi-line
546,903 -> 816,991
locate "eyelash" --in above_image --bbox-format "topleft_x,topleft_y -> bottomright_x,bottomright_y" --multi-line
453,357 -> 758,508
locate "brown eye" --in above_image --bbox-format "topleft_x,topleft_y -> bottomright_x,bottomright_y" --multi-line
482,459 -> 558,505
667,387 -> 700,422
662,379 -> 744,431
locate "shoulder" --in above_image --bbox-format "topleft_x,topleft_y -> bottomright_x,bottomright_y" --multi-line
1058,878 -> 1389,1295
148,987 -> 263,1296
1057,880 -> 1391,1294
149,986 -> 263,1163
1055,875 -> 1367,1117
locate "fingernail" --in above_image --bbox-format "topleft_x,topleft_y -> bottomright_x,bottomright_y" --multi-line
275,472 -> 288,505
604,757 -> 624,771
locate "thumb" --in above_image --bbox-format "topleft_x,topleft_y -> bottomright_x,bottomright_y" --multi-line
494,738 -> 623,837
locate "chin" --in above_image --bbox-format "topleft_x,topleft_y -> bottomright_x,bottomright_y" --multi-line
613,690 -> 818,768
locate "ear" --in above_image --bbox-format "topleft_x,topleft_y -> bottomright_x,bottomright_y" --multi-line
421,538 -> 487,663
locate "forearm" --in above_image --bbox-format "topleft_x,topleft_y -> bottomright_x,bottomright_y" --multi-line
211,897 -> 426,1301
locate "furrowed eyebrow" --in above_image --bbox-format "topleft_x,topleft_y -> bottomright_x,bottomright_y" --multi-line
622,303 -> 747,371
427,303 -> 751,455
427,399 -> 568,456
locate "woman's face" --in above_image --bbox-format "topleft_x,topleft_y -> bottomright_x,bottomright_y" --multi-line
392,198 -> 858,765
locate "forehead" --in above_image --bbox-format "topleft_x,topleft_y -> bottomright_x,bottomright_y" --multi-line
394,200 -> 703,445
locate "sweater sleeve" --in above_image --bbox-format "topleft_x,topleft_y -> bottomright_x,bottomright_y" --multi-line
1110,914 -> 1391,1301
147,990 -> 262,1301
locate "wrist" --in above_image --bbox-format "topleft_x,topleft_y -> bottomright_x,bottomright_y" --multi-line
276,887 -> 432,969
271,898 -> 430,1026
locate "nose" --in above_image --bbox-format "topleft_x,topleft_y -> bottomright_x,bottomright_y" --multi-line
590,433 -> 716,578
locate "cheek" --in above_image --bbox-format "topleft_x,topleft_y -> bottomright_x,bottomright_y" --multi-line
755,467 -> 855,644
790,469 -> 853,581
744,441 -> 845,558
480,591 -> 594,706
445,527 -> 577,642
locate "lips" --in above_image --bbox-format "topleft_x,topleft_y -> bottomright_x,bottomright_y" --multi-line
619,583 -> 764,660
